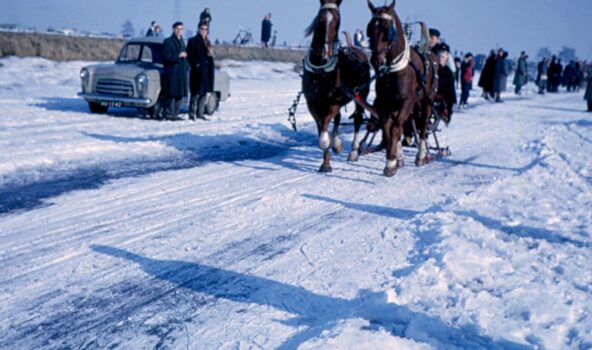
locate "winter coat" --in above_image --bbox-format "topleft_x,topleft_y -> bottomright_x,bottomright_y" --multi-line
536,60 -> 549,83
585,76 -> 592,101
461,61 -> 474,84
513,56 -> 528,87
494,57 -> 509,93
187,34 -> 213,96
162,35 -> 189,98
478,55 -> 497,92
261,19 -> 272,43
438,65 -> 457,115
200,11 -> 212,25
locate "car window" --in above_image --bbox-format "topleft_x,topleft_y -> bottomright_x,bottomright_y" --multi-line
118,44 -> 141,62
141,45 -> 153,63
146,44 -> 164,65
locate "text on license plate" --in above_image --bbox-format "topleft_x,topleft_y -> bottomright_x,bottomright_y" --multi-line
100,101 -> 123,107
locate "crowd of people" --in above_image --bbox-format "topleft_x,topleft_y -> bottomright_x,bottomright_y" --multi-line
427,29 -> 592,113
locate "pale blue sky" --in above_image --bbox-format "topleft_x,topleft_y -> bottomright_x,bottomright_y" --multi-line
1,0 -> 590,59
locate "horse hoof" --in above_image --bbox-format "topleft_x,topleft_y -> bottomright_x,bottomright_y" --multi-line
348,152 -> 359,162
383,167 -> 397,177
319,164 -> 333,173
397,159 -> 405,168
415,158 -> 426,167
332,143 -> 344,154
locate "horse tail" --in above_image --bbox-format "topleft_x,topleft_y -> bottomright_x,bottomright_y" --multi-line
342,31 -> 353,48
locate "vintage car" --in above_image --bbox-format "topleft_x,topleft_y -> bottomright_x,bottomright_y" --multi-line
78,37 -> 230,118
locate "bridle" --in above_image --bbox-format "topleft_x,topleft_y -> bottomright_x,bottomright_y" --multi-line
369,11 -> 410,74
304,2 -> 341,74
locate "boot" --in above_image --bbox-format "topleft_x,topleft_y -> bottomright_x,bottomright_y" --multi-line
188,94 -> 198,121
197,95 -> 208,120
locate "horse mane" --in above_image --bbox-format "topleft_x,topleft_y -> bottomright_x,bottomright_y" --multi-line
304,14 -> 320,37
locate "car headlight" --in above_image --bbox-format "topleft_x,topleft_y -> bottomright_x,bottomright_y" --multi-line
136,73 -> 150,94
80,68 -> 90,92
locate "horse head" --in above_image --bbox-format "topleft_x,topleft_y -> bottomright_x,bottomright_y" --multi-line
366,0 -> 405,71
305,0 -> 342,61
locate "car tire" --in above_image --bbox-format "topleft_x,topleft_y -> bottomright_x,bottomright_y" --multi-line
89,102 -> 108,114
205,93 -> 219,116
147,98 -> 164,119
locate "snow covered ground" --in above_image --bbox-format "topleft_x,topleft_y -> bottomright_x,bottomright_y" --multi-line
0,56 -> 591,350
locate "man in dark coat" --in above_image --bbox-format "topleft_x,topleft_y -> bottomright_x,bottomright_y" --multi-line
162,22 -> 189,120
478,50 -> 497,100
199,8 -> 212,26
187,23 -> 213,120
493,49 -> 509,102
513,51 -> 528,95
261,14 -> 272,48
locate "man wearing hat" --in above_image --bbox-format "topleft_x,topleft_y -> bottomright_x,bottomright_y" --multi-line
514,51 -> 529,95
162,22 -> 189,120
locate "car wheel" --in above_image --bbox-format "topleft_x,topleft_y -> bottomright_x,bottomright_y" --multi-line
147,98 -> 164,119
88,102 -> 108,114
205,93 -> 219,116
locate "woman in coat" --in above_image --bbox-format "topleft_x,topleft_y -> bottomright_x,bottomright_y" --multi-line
478,50 -> 497,99
493,50 -> 509,102
513,51 -> 528,95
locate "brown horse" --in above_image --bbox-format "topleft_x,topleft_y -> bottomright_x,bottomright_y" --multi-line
366,0 -> 437,177
303,0 -> 370,173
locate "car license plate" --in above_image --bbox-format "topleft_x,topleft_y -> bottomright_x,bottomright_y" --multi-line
100,101 -> 122,107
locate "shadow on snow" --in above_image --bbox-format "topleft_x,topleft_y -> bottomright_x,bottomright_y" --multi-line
91,245 -> 532,350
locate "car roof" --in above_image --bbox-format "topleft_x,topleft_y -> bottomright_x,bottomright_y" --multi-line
126,37 -> 165,45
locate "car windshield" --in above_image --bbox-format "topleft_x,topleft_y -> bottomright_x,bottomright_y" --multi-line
117,43 -> 163,65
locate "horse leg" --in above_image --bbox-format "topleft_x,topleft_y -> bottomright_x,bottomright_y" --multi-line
415,101 -> 432,167
318,106 -> 340,173
382,116 -> 398,177
331,112 -> 344,154
348,106 -> 365,162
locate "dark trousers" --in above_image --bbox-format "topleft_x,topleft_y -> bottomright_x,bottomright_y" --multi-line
515,84 -> 523,94
165,97 -> 183,120
189,93 -> 208,119
460,82 -> 471,105
588,100 -> 592,112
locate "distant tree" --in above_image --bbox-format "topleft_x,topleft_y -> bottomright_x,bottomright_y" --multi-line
558,46 -> 576,62
139,28 -> 145,37
121,19 -> 135,38
537,47 -> 552,59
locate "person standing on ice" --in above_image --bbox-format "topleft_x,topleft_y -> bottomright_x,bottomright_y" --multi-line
585,66 -> 592,112
493,49 -> 509,102
536,57 -> 549,94
459,53 -> 474,109
513,51 -> 528,95
200,8 -> 212,27
261,13 -> 273,48
187,23 -> 213,120
146,21 -> 158,37
162,21 -> 189,120
478,50 -> 497,100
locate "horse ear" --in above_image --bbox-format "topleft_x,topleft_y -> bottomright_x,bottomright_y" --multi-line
389,0 -> 396,11
368,0 -> 376,12
337,0 -> 343,5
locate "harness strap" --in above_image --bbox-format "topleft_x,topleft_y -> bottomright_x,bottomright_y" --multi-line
304,41 -> 340,74
321,3 -> 339,10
